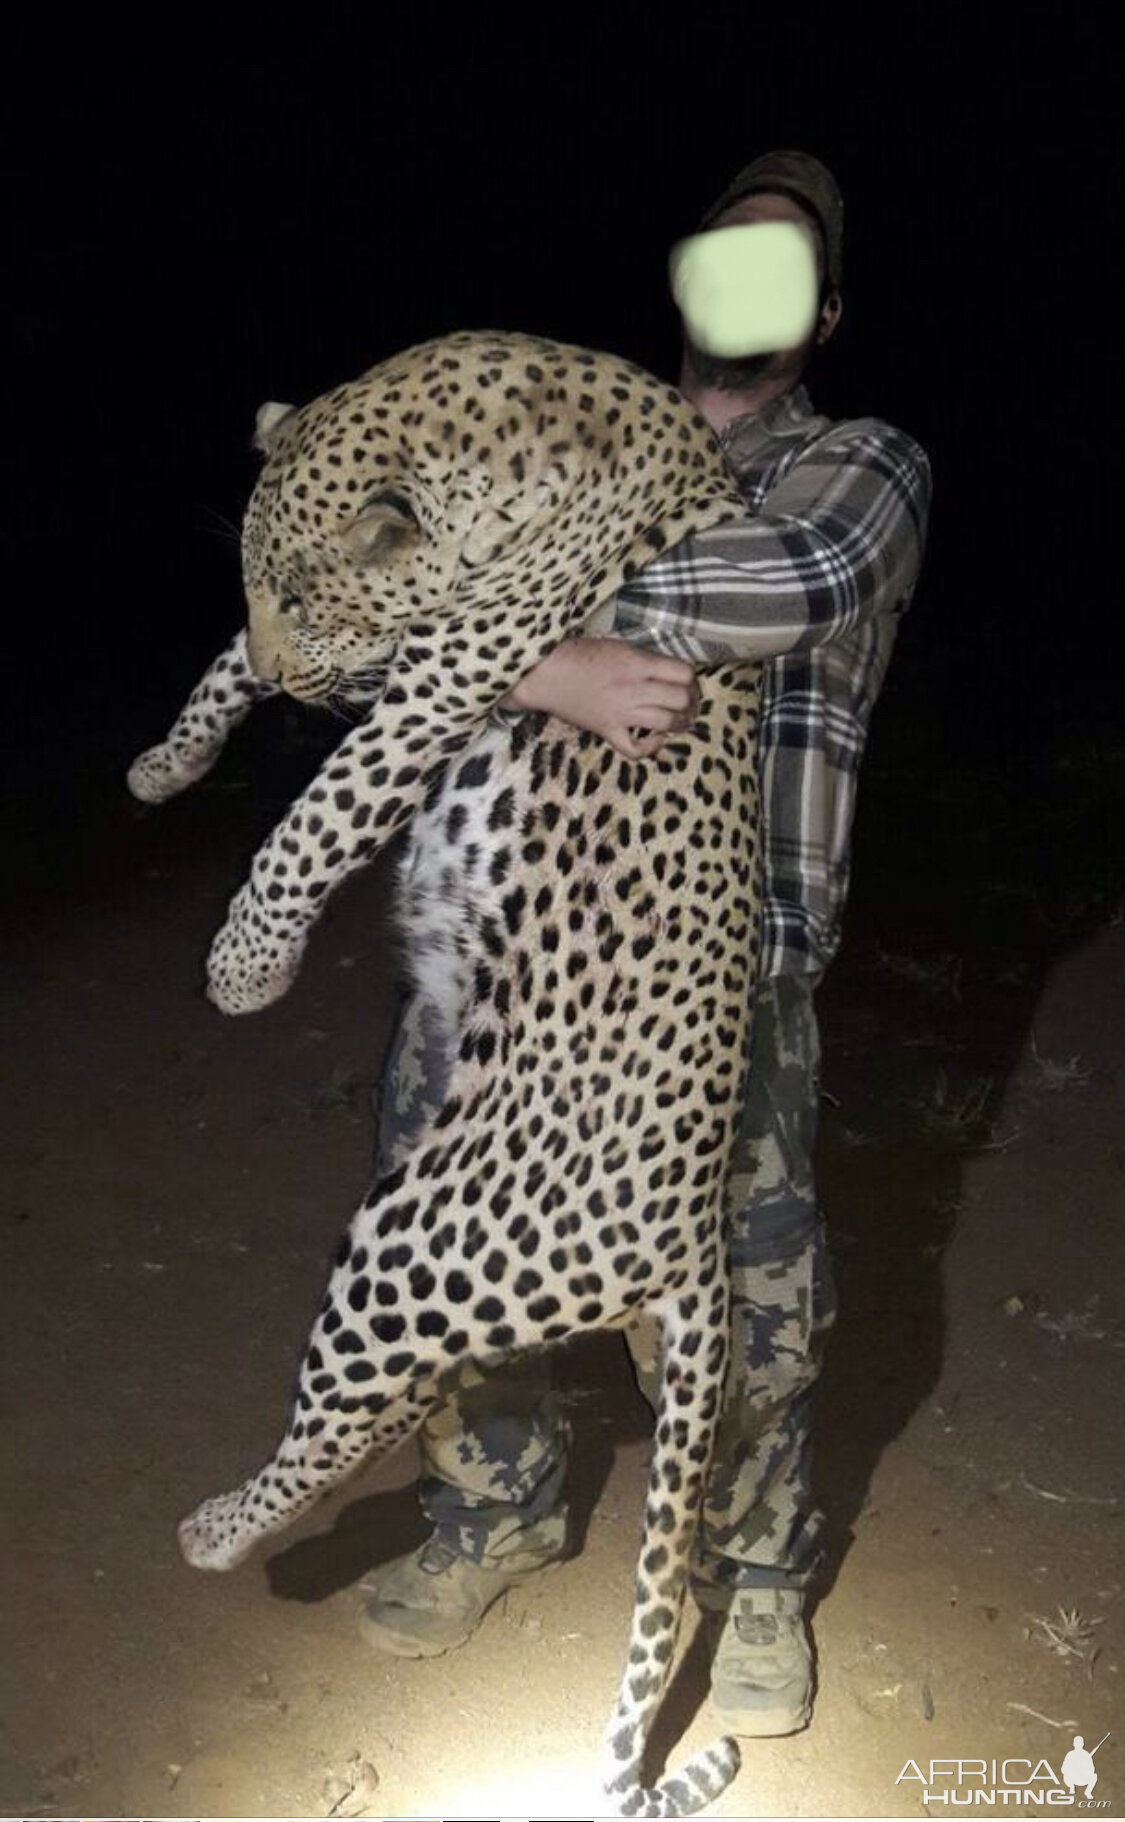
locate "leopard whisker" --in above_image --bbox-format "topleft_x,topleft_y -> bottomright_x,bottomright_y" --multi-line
192,501 -> 243,547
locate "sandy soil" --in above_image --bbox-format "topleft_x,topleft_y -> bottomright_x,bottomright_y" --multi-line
3,717 -> 1122,1819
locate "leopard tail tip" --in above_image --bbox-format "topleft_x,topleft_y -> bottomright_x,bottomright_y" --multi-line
609,1735 -> 741,1817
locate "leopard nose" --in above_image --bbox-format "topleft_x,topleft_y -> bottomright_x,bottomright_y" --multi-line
246,627 -> 281,683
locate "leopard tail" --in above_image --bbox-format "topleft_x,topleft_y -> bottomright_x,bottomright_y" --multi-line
602,1288 -> 741,1817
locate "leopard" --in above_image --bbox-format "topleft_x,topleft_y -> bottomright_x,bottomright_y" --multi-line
128,329 -> 764,1817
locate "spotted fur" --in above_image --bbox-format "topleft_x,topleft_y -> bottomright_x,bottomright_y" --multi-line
129,331 -> 763,1816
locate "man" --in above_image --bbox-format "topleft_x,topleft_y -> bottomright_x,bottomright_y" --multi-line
360,151 -> 932,1737
1061,1737 -> 1098,1801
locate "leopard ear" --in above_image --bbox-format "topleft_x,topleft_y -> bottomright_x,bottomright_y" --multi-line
339,490 -> 421,565
252,401 -> 297,456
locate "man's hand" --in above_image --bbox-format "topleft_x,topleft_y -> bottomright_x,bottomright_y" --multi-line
500,636 -> 700,759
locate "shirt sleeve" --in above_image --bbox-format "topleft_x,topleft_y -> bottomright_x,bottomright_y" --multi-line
611,418 -> 933,663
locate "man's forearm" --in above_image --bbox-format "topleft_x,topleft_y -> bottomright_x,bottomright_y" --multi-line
612,420 -> 932,662
497,636 -> 699,758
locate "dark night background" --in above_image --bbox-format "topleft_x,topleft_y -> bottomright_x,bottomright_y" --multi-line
2,12 -> 1124,1817
6,8 -> 1120,822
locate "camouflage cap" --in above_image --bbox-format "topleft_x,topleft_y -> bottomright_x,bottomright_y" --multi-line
698,150 -> 844,290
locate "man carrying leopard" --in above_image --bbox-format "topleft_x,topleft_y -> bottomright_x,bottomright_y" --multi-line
359,149 -> 933,1739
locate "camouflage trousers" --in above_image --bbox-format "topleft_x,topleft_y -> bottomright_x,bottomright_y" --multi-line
374,970 -> 837,1601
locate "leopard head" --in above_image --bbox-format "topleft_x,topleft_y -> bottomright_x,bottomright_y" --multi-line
239,331 -> 743,703
240,386 -> 463,703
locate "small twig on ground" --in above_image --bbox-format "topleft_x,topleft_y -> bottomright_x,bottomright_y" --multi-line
978,1125 -> 1023,1151
1006,1702 -> 1080,1728
1033,1299 -> 1115,1343
914,1068 -> 995,1142
1026,1607 -> 1104,1661
1028,1030 -> 1093,1090
1020,1475 -> 1070,1503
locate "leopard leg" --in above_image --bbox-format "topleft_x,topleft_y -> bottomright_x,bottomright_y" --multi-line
602,1276 -> 741,1819
177,1104 -> 499,1572
178,1364 -> 442,1572
127,630 -> 279,804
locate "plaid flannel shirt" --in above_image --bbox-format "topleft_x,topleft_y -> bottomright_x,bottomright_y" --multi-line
610,384 -> 932,980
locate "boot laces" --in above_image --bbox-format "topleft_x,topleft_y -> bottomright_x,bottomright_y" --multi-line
418,1534 -> 463,1576
733,1611 -> 782,1648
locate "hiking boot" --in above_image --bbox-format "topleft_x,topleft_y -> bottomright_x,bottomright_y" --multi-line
357,1526 -> 566,1659
707,1593 -> 814,1736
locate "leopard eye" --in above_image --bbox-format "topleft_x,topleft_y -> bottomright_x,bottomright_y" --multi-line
279,592 -> 312,630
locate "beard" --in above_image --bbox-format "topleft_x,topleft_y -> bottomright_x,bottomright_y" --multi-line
682,332 -> 818,396
681,336 -> 780,393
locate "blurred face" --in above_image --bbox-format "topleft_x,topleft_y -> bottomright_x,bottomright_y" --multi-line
680,190 -> 835,394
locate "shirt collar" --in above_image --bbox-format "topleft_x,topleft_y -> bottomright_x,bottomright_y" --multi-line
718,383 -> 823,462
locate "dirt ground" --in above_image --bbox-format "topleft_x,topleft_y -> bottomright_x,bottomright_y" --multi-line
4,712 -> 1123,1820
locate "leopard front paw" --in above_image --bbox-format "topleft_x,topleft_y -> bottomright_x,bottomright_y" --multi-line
127,740 -> 217,804
206,895 -> 306,1015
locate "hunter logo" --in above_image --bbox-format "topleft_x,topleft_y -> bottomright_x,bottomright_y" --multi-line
895,1730 -> 1112,1807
